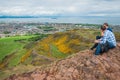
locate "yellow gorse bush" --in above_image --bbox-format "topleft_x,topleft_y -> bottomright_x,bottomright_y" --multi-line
20,50 -> 32,63
34,29 -> 95,57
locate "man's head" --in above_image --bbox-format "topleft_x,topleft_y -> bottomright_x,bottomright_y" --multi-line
103,23 -> 109,28
101,25 -> 106,31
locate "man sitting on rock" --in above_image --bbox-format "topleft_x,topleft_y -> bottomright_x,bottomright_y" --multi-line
93,25 -> 116,55
91,23 -> 112,50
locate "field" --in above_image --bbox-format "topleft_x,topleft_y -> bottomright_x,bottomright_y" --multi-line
0,35 -> 38,68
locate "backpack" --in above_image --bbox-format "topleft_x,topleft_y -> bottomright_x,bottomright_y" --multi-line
100,41 -> 109,54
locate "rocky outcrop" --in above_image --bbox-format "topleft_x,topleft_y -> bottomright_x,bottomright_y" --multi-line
5,44 -> 120,80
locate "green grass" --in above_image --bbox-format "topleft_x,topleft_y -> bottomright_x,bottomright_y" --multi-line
50,44 -> 69,58
8,49 -> 26,67
0,35 -> 37,64
0,35 -> 47,80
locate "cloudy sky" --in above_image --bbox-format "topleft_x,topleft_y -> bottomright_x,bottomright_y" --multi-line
0,0 -> 120,17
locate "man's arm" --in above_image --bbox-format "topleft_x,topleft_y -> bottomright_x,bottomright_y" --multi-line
99,31 -> 108,44
94,39 -> 100,43
94,30 -> 106,44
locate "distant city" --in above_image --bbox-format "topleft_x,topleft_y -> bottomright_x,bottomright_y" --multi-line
0,22 -> 120,38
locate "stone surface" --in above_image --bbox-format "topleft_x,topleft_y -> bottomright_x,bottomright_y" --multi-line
5,43 -> 120,80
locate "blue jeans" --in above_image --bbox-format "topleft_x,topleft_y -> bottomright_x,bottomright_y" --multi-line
95,42 -> 115,55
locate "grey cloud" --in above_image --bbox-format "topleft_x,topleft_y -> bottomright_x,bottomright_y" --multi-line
0,0 -> 120,17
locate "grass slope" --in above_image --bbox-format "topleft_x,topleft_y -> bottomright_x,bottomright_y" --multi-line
34,29 -> 99,58
0,35 -> 37,68
50,44 -> 69,58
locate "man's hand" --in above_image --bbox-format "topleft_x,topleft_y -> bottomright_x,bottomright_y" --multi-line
94,40 -> 100,43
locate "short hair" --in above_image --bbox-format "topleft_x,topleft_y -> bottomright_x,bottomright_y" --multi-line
103,23 -> 108,26
101,25 -> 106,31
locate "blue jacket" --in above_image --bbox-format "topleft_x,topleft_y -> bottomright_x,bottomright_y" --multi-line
100,30 -> 116,46
107,27 -> 112,32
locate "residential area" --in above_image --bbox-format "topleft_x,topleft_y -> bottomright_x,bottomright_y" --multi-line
0,22 -> 119,38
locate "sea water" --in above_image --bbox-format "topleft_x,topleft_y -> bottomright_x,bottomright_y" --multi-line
0,16 -> 120,25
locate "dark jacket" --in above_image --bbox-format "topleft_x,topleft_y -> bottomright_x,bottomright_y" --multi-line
107,27 -> 112,32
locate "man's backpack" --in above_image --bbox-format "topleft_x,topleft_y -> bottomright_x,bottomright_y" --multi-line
100,41 -> 109,54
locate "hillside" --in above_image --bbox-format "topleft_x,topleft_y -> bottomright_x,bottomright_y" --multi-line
0,35 -> 38,69
33,29 -> 97,58
0,29 -> 97,79
17,29 -> 97,67
1,29 -> 120,80
5,43 -> 120,80
23,29 -> 100,66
